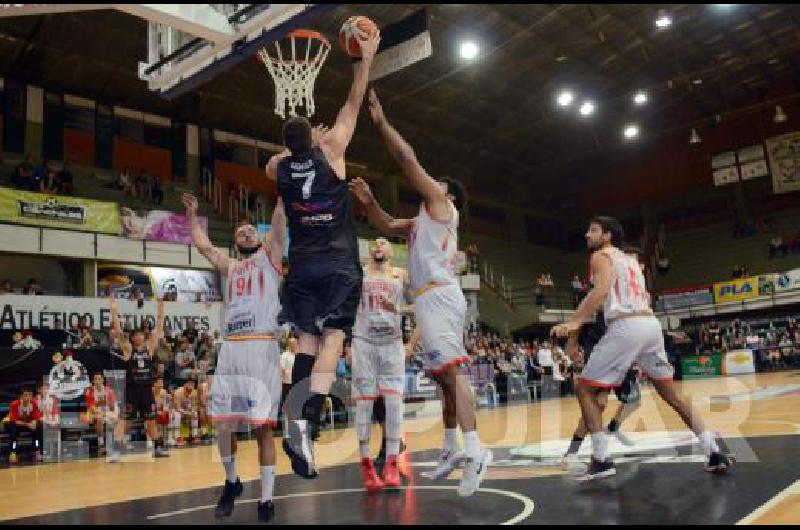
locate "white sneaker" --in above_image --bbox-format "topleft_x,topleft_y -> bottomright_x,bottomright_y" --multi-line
106,451 -> 121,463
421,448 -> 466,481
458,448 -> 493,497
610,429 -> 636,447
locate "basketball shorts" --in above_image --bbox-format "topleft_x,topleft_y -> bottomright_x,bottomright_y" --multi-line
351,337 -> 405,400
415,284 -> 470,375
124,384 -> 156,421
209,338 -> 281,427
279,257 -> 363,336
580,316 -> 674,388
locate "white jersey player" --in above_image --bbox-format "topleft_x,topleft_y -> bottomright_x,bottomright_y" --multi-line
183,192 -> 286,523
352,237 -> 410,493
552,216 -> 733,481
349,88 -> 492,498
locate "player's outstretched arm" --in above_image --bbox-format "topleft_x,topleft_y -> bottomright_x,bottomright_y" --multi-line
368,89 -> 449,217
182,193 -> 230,273
268,197 -> 287,263
321,33 -> 381,169
148,298 -> 165,354
349,177 -> 413,238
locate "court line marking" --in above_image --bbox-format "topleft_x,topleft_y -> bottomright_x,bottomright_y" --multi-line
146,485 -> 535,525
735,479 -> 800,525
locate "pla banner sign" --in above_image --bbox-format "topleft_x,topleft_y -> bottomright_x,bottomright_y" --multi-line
0,294 -> 222,334
0,187 -> 121,234
713,277 -> 760,303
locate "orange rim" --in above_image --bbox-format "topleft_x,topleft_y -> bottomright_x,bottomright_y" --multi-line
287,29 -> 329,46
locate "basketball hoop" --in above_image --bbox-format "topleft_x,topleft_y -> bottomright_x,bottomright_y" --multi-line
258,29 -> 330,120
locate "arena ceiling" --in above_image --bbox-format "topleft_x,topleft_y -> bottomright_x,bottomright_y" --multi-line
0,4 -> 799,209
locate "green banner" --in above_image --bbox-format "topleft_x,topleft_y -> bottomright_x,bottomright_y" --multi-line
681,353 -> 724,379
0,187 -> 121,234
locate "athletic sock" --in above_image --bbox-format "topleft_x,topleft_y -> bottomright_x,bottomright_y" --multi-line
462,430 -> 482,458
260,466 -> 276,503
222,456 -> 237,483
567,435 -> 584,455
591,431 -> 609,462
443,428 -> 459,452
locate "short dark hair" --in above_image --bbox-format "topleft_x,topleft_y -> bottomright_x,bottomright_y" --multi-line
439,178 -> 467,212
282,117 -> 312,155
590,216 -> 626,246
622,245 -> 642,258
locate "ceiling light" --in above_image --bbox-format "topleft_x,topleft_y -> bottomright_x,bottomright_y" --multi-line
623,124 -> 639,139
692,78 -> 703,86
579,100 -> 595,116
774,105 -> 788,124
633,91 -> 648,105
459,40 -> 479,60
655,11 -> 672,29
557,90 -> 574,107
690,128 -> 702,144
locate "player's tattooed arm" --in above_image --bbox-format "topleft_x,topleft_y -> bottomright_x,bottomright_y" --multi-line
182,193 -> 231,273
349,177 -> 414,238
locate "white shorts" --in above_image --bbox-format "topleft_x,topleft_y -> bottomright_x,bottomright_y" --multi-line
581,316 -> 674,388
415,284 -> 469,375
351,337 -> 405,400
209,338 -> 281,427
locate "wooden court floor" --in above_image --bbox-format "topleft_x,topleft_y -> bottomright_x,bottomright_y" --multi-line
2,371 -> 799,524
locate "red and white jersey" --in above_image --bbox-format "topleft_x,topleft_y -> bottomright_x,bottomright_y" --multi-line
354,266 -> 405,343
223,248 -> 282,337
36,394 -> 60,424
85,386 -> 116,411
408,202 -> 459,291
596,246 -> 651,321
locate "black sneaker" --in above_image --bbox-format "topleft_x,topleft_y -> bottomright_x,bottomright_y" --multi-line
705,452 -> 735,474
282,420 -> 318,479
214,478 -> 244,518
257,500 -> 275,523
574,458 -> 616,482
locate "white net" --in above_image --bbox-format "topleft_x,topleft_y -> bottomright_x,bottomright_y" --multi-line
258,30 -> 331,119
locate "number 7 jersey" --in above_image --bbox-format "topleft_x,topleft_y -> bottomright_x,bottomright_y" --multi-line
596,246 -> 651,321
223,248 -> 283,337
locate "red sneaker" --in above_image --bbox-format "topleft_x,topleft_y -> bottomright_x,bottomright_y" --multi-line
360,458 -> 384,494
382,455 -> 401,490
176,437 -> 185,447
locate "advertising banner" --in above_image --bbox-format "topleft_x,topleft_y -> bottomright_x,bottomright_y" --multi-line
0,187 -> 121,234
713,276 -> 760,303
724,349 -> 756,375
681,354 -> 724,379
97,263 -> 220,302
120,208 -> 206,245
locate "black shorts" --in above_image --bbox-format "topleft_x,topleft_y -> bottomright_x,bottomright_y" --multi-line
125,384 -> 156,421
280,257 -> 363,336
614,369 -> 641,404
579,319 -> 607,362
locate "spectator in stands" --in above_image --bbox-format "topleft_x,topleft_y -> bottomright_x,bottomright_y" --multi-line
136,169 -> 149,199
151,176 -> 164,206
6,388 -> 42,464
22,279 -> 43,296
59,163 -> 74,195
85,373 -> 118,453
31,159 -> 50,193
657,256 -> 671,275
119,168 -> 132,195
537,340 -> 555,376
182,321 -> 199,346
41,169 -> 59,194
13,155 -> 34,190
571,274 -> 583,308
466,242 -> 480,274
0,279 -> 12,294
534,279 -> 544,307
175,338 -> 197,382
770,235 -> 788,259
78,327 -> 96,348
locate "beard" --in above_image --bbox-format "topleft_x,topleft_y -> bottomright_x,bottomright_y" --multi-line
237,243 -> 262,257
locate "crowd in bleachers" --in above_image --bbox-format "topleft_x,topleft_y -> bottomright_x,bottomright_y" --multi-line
12,156 -> 73,196
696,316 -> 800,370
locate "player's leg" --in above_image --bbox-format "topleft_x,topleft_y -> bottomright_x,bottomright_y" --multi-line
638,318 -> 733,473
378,340 -> 406,489
564,390 -> 609,464
282,332 -> 320,478
255,424 -> 277,522
352,338 -> 384,493
606,372 -> 640,447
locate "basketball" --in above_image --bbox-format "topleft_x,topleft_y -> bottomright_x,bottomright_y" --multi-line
338,15 -> 379,57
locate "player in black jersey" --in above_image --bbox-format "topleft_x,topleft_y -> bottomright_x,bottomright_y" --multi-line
266,31 -> 380,478
108,297 -> 168,461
